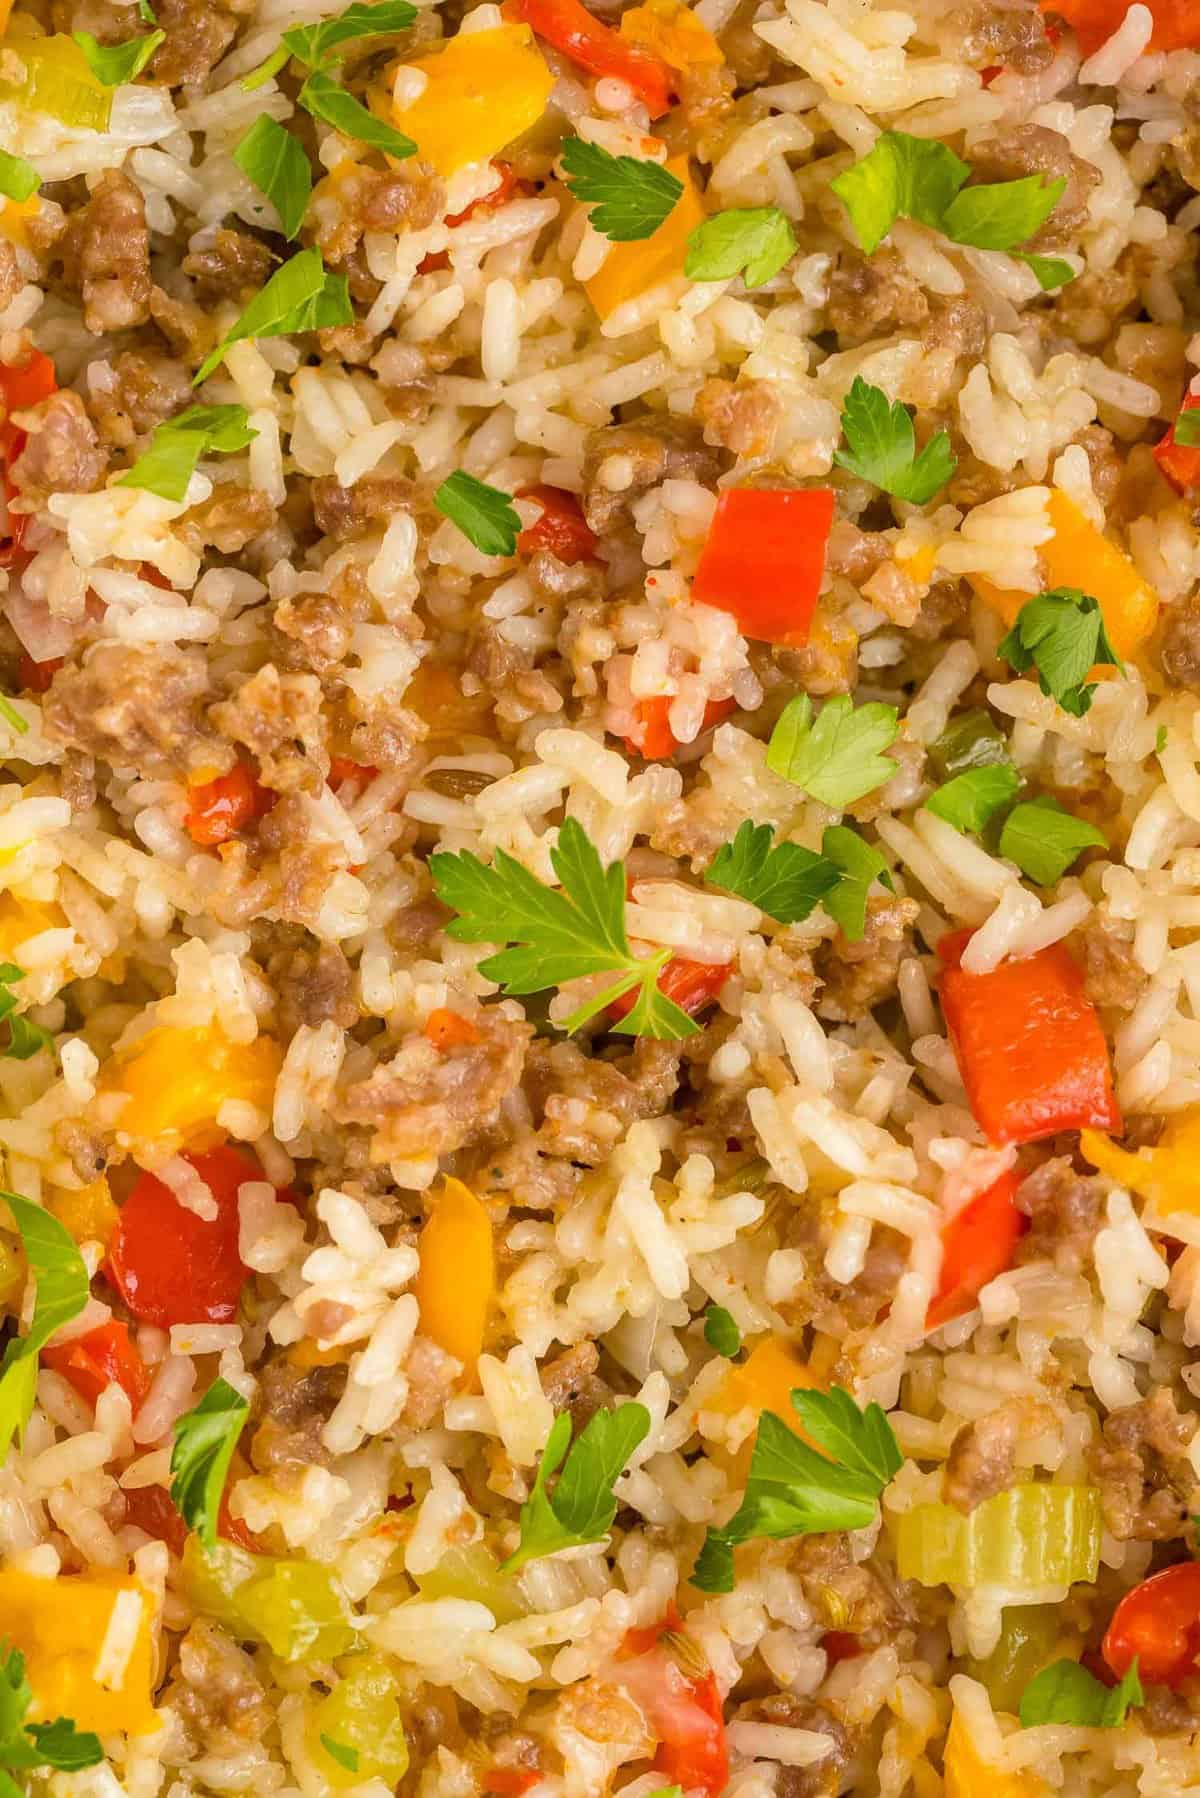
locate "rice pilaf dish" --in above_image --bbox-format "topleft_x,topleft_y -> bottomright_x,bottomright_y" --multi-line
1,0 -> 1200,1789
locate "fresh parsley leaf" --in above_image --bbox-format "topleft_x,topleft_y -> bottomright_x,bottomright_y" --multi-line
997,587 -> 1123,718
684,206 -> 796,289
298,68 -> 416,158
194,248 -> 351,383
942,173 -> 1065,250
138,0 -> 157,21
821,824 -> 893,942
703,1306 -> 741,1357
831,130 -> 1065,257
118,404 -> 257,503
242,43 -> 289,88
1018,252 -> 1076,290
789,1385 -> 903,1488
232,115 -> 312,240
169,1376 -> 250,1550
72,28 -> 164,84
0,1195 -> 87,1461
282,0 -> 418,67
502,1403 -> 650,1572
998,795 -> 1106,887
560,137 -> 682,243
0,1649 -> 31,1752
1157,724 -> 1169,753
434,470 -> 520,557
925,763 -> 1020,835
22,1719 -> 104,1771
766,694 -> 900,809
0,1648 -> 101,1779
1175,410 -> 1200,448
0,150 -> 39,205
0,965 -> 50,1061
691,1530 -> 735,1592
431,817 -> 698,1040
320,1737 -> 360,1772
705,820 -> 840,923
834,376 -> 955,504
1019,1657 -> 1142,1730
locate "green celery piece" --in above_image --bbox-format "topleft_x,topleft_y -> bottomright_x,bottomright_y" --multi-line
894,1483 -> 1101,1589
415,1544 -> 528,1623
927,708 -> 1010,780
233,1561 -> 358,1660
309,1657 -> 409,1788
964,1604 -> 1062,1713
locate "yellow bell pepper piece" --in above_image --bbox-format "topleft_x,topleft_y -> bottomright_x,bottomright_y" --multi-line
46,1177 -> 119,1248
0,196 -> 37,246
971,491 -> 1158,665
413,1176 -> 493,1371
393,25 -> 554,178
0,1568 -> 158,1736
0,1240 -> 23,1308
710,1335 -> 819,1421
107,1022 -> 282,1149
1081,1111 -> 1200,1218
585,155 -> 705,320
943,1713 -> 1048,1798
619,0 -> 722,67
0,895 -> 64,963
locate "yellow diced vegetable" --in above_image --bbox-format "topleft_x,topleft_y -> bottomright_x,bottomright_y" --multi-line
0,1568 -> 157,1736
585,155 -> 705,319
0,895 -> 64,963
46,1177 -> 119,1248
107,1022 -> 282,1149
413,1176 -> 493,1371
896,542 -> 938,587
943,1712 -> 1049,1798
0,196 -> 38,246
619,0 -> 722,67
393,24 -> 554,177
1081,1111 -> 1200,1218
710,1335 -> 819,1422
0,1239 -> 23,1308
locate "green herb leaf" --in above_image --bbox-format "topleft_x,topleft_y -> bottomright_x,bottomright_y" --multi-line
705,820 -> 840,923
320,1737 -> 361,1773
1174,410 -> 1200,448
71,28 -> 164,84
1019,1657 -> 1142,1729
560,137 -> 682,243
118,404 -> 257,503
789,1385 -> 902,1488
0,1196 -> 88,1461
684,206 -> 796,288
431,817 -> 698,1040
0,1648 -> 101,1778
0,1650 -> 31,1754
0,965 -> 50,1062
434,470 -> 520,557
925,764 -> 1021,835
23,1719 -> 104,1771
1157,724 -> 1169,753
997,586 -> 1123,718
169,1376 -> 250,1550
503,1403 -> 650,1572
298,67 -> 416,158
282,0 -> 418,67
138,0 -> 157,23
998,795 -> 1106,887
703,1306 -> 741,1357
830,131 -> 970,255
766,694 -> 900,809
232,115 -> 312,241
0,150 -> 39,205
941,173 -> 1066,250
821,824 -> 894,943
194,248 -> 352,384
242,43 -> 289,88
834,376 -> 955,505
1018,252 -> 1076,290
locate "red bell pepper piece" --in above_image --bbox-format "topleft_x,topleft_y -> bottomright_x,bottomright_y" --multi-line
328,756 -> 379,791
691,488 -> 835,646
1103,1563 -> 1200,1689
481,1773 -> 539,1797
0,351 -> 57,570
122,1457 -> 263,1555
43,1319 -> 150,1412
502,0 -> 674,115
516,484 -> 599,565
17,653 -> 64,694
926,1169 -> 1027,1331
821,1630 -> 866,1664
185,758 -> 276,847
623,694 -> 736,760
105,1145 -> 262,1328
1043,0 -> 1200,53
1154,391 -> 1200,495
615,1612 -> 728,1798
609,956 -> 731,1024
937,930 -> 1120,1146
419,162 -> 533,272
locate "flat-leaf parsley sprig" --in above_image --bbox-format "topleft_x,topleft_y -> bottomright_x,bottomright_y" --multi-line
835,376 -> 955,504
431,818 -> 699,1039
502,1402 -> 650,1572
997,586 -> 1124,718
560,137 -> 683,243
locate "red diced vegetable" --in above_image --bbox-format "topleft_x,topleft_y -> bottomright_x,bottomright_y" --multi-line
328,756 -> 378,791
615,1614 -> 728,1798
1153,392 -> 1200,495
1103,1563 -> 1200,1689
43,1319 -> 150,1412
609,956 -> 731,1023
516,484 -> 599,565
122,1455 -> 262,1555
105,1144 -> 262,1328
502,0 -> 674,115
0,351 -> 57,570
623,694 -> 735,760
17,652 -> 64,694
1044,0 -> 1200,53
185,758 -> 275,847
424,1008 -> 481,1050
937,930 -> 1120,1145
821,1630 -> 865,1664
481,1772 -> 540,1797
419,162 -> 532,272
691,488 -> 836,646
926,1169 -> 1027,1331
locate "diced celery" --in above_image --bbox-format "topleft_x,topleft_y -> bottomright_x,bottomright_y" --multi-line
894,1484 -> 1101,1590
964,1604 -> 1062,1712
928,708 -> 1010,781
308,1657 -> 409,1788
415,1544 -> 528,1624
234,1561 -> 359,1661
0,36 -> 112,130
180,1537 -> 260,1635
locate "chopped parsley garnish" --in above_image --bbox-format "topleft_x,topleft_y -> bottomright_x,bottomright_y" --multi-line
831,130 -> 1064,257
232,116 -> 312,241
684,206 -> 797,289
297,67 -> 416,159
1175,411 -> 1200,448
170,1376 -> 250,1549
835,376 -> 955,504
0,1644 -> 102,1791
0,1195 -> 87,1462
72,28 -> 164,84
194,248 -> 352,384
502,1403 -> 650,1572
0,966 -> 50,1061
1019,253 -> 1076,290
705,820 -> 840,923
692,1385 -> 901,1593
431,818 -> 700,1039
434,470 -> 521,557
997,586 -> 1124,718
998,795 -> 1106,886
138,0 -> 157,21
766,694 -> 900,809
925,764 -> 1021,835
118,404 -> 257,503
1019,1657 -> 1142,1729
821,824 -> 894,941
703,1306 -> 741,1357
282,0 -> 417,66
0,150 -> 39,206
320,1737 -> 361,1772
560,138 -> 683,243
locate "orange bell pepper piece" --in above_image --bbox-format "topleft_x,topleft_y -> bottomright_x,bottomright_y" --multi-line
414,1177 -> 494,1371
584,155 -> 705,319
